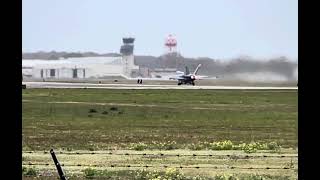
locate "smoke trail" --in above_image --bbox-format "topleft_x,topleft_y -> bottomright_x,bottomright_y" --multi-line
229,72 -> 289,82
293,67 -> 298,81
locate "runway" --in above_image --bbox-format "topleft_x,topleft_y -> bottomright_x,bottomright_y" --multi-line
23,82 -> 298,90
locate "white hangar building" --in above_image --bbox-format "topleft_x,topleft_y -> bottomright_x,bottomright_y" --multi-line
22,38 -> 140,80
22,56 -> 126,79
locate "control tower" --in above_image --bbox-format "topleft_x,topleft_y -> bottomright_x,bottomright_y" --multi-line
120,37 -> 139,77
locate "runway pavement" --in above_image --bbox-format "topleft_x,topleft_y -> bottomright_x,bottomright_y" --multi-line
23,82 -> 298,90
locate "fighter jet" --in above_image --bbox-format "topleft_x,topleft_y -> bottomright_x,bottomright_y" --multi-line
170,64 -> 207,85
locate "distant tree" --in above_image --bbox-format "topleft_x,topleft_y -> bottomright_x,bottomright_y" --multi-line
62,52 -> 83,58
48,54 -> 59,60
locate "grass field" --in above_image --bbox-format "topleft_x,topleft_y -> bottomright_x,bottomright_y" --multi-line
22,88 -> 297,179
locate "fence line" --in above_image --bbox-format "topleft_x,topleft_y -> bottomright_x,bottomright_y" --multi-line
22,162 -> 294,170
23,151 -> 297,158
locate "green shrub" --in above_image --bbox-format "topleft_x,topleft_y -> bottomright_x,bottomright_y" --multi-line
242,145 -> 256,153
240,142 -> 280,153
209,140 -> 234,150
134,169 -> 150,180
83,168 -> 98,178
163,141 -> 177,150
151,141 -> 177,150
133,168 -> 186,180
88,109 -> 97,113
188,141 -> 210,150
189,143 -> 205,150
191,175 -> 208,180
23,167 -> 37,176
110,107 -> 118,111
163,168 -> 184,180
242,143 -> 260,153
214,174 -> 238,180
266,142 -> 280,151
246,174 -> 265,180
22,166 -> 27,174
129,142 -> 148,151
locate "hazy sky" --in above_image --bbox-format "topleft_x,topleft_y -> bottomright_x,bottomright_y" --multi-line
23,0 -> 297,59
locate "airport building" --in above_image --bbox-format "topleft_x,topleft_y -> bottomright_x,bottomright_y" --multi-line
23,57 -> 124,79
22,38 -> 140,80
150,68 -> 177,78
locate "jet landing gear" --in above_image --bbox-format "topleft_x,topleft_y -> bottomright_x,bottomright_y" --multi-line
188,80 -> 195,86
177,81 -> 195,86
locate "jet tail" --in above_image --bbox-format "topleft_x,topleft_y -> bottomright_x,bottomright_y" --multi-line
193,64 -> 202,75
185,66 -> 190,75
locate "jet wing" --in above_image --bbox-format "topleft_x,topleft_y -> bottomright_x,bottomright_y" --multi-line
168,75 -> 185,80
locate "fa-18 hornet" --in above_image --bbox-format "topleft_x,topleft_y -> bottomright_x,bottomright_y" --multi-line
170,64 -> 207,85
